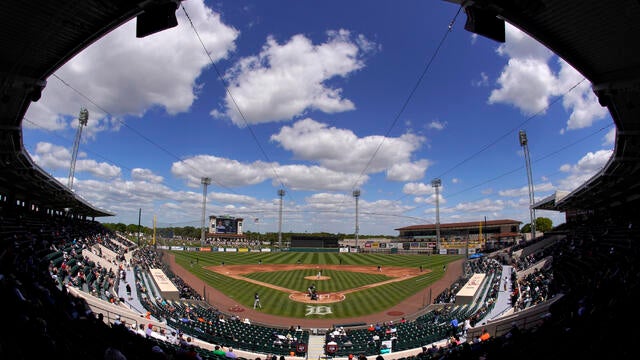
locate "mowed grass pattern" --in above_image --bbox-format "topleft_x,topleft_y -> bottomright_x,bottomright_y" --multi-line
245,269 -> 391,293
172,251 -> 462,319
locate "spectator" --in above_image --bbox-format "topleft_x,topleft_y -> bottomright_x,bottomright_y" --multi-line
225,347 -> 237,358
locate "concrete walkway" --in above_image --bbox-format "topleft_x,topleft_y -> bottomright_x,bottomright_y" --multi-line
479,265 -> 513,325
307,335 -> 327,360
117,267 -> 147,315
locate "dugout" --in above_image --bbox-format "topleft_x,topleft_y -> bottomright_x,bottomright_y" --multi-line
290,235 -> 340,248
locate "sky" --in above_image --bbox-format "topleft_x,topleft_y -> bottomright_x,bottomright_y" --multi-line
22,0 -> 615,236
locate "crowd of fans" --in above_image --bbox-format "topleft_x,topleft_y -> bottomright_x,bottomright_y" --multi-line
2,204 -> 639,360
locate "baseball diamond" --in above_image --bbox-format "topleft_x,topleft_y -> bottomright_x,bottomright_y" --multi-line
167,251 -> 465,327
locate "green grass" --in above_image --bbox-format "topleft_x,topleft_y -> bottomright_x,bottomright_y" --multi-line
171,251 -> 462,319
245,269 -> 392,292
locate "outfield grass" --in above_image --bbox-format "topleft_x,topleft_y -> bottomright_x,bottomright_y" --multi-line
171,251 -> 462,319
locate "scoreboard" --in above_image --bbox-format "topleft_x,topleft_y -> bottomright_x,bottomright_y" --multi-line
208,215 -> 243,235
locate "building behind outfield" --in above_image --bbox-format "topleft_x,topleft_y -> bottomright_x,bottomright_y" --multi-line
395,219 -> 522,253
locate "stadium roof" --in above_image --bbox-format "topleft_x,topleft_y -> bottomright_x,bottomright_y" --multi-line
0,0 -> 183,218
1,0 -> 639,218
396,219 -> 521,231
446,0 -> 640,214
532,191 -> 569,211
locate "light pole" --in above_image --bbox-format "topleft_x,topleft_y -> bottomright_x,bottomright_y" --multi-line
431,178 -> 442,253
277,189 -> 285,250
201,177 -> 211,246
519,130 -> 536,240
353,189 -> 360,250
68,107 -> 89,190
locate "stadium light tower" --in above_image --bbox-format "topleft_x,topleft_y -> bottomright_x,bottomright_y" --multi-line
200,177 -> 211,246
353,189 -> 361,249
431,178 -> 442,253
277,189 -> 285,250
519,130 -> 536,240
67,107 -> 89,190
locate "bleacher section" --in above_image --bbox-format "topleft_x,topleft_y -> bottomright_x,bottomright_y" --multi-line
2,208 -> 639,360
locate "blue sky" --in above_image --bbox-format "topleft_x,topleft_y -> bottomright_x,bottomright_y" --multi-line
22,0 -> 614,235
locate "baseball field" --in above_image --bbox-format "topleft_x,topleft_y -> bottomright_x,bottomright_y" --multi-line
169,251 -> 463,322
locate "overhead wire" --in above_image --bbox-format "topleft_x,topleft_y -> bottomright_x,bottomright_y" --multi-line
402,122 -> 614,216
179,4 -> 294,204
50,73 -> 239,194
392,76 -> 589,205
22,116 -> 256,214
22,117 -> 135,174
334,5 -> 464,211
434,78 -> 587,180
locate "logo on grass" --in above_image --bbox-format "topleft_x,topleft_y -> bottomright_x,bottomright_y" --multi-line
305,305 -> 332,316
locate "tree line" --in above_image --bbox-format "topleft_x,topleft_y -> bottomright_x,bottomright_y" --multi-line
100,222 -> 393,245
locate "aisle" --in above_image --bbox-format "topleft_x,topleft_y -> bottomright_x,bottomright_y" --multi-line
306,334 -> 327,360
479,265 -> 514,324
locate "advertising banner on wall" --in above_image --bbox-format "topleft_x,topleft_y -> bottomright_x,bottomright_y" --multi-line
225,248 -> 237,252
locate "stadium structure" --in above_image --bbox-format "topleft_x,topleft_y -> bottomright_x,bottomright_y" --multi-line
1,1 -> 640,360
396,219 -> 522,253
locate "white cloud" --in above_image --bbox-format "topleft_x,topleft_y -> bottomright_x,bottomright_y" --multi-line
471,72 -> 489,87
171,155 -> 273,188
603,127 -> 616,146
31,142 -> 121,179
414,193 -> 446,206
498,182 -> 554,197
403,182 -> 437,196
31,142 -> 73,170
24,0 -> 238,136
271,118 -> 426,176
404,182 -> 446,206
386,160 -> 431,182
496,24 -> 554,61
131,168 -> 164,183
488,23 -> 607,130
488,57 -> 557,115
172,148 -> 376,192
557,60 -> 608,130
453,198 -> 505,213
219,30 -> 373,125
275,165 -> 367,191
427,120 -> 447,130
557,149 -> 613,191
